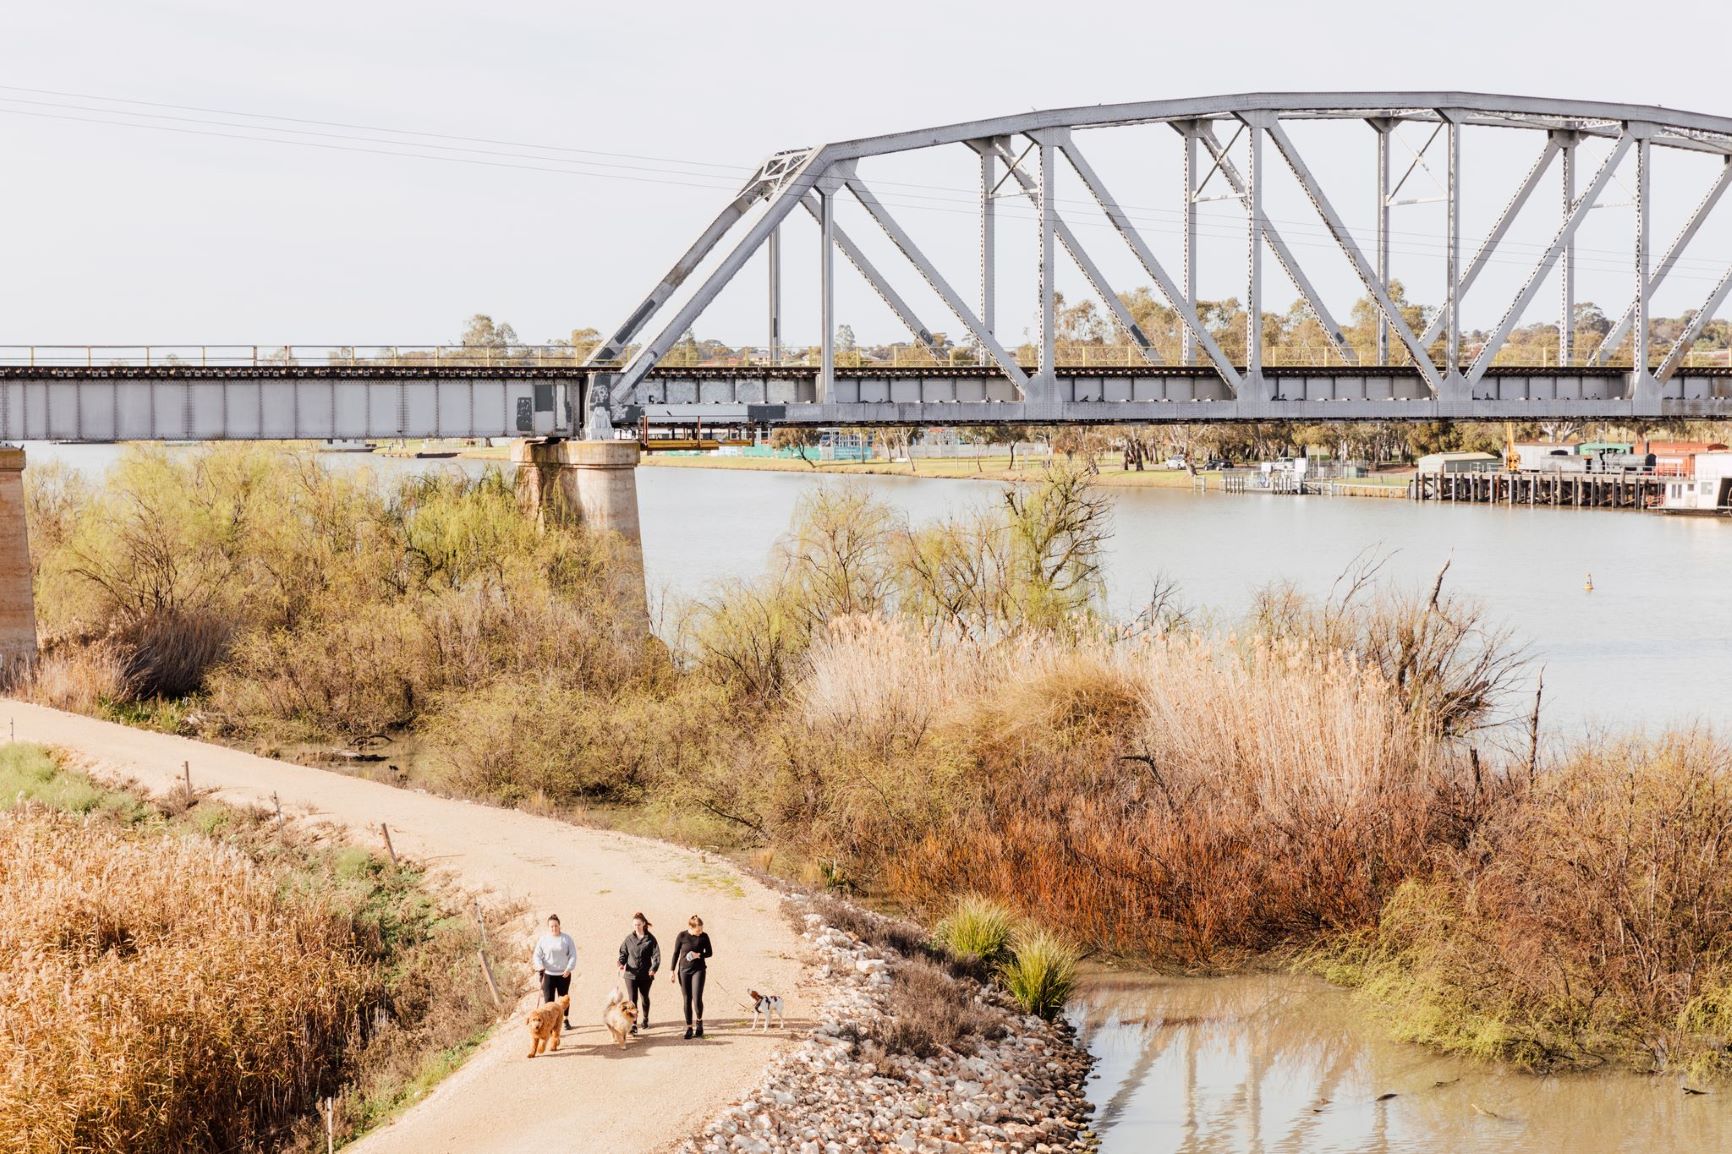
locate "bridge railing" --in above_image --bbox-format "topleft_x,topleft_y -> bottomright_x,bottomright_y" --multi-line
0,345 -> 588,369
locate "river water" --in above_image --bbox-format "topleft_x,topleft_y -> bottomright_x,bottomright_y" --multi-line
30,443 -> 1732,1150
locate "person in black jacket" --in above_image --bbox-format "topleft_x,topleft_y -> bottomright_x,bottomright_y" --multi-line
617,912 -> 660,1033
669,914 -> 713,1039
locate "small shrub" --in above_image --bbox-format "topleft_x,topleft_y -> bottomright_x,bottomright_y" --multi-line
1000,928 -> 1080,1020
870,956 -> 1003,1058
934,894 -> 1017,967
20,642 -> 130,712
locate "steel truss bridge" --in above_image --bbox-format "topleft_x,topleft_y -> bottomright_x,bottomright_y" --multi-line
12,93 -> 1732,443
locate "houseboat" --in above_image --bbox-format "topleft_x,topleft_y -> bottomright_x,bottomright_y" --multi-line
1659,452 -> 1732,515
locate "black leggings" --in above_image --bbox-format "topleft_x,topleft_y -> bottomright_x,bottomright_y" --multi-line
624,972 -> 652,1021
540,971 -> 571,1011
679,968 -> 706,1025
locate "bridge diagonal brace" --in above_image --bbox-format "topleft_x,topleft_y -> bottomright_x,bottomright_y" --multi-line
798,193 -> 941,356
587,155 -> 812,365
1656,259 -> 1732,381
1260,119 -> 1445,395
1191,123 -> 1355,363
1593,156 -> 1732,365
1466,133 -> 1634,386
843,172 -> 1030,390
981,137 -> 1163,364
607,151 -> 830,405
1419,136 -> 1561,348
1056,137 -> 1244,395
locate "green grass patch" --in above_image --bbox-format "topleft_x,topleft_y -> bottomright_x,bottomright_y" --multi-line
934,894 -> 1017,968
999,927 -> 1080,1021
0,742 -> 151,821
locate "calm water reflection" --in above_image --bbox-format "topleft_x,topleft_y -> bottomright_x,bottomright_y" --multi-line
1072,972 -> 1732,1154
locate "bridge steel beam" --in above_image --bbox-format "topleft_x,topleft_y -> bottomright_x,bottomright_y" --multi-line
980,137 -> 1161,365
1559,132 -> 1577,364
1192,122 -> 1353,363
1467,132 -> 1634,388
1593,157 -> 1732,365
1372,119 -> 1392,363
1057,138 -> 1244,393
1657,261 -> 1732,381
842,172 -> 1030,391
0,369 -> 581,442
797,194 -> 940,358
1180,122 -> 1199,365
1418,135 -> 1560,348
1259,120 -> 1447,398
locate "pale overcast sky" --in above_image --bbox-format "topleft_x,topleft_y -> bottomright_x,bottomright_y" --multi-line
4,0 -> 1732,351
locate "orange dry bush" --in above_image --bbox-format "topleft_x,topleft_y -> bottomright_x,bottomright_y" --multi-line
887,634 -> 1482,966
1341,732 -> 1732,1073
0,811 -> 380,1153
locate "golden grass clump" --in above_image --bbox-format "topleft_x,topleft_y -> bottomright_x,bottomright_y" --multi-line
0,745 -> 513,1153
0,811 -> 379,1151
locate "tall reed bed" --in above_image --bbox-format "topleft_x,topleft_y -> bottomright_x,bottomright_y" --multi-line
1324,732 -> 1732,1074
0,745 -> 511,1152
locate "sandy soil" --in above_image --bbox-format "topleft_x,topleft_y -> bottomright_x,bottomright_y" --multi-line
8,700 -> 806,1154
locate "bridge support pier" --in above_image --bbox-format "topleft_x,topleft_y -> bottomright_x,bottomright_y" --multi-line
0,447 -> 37,674
511,439 -> 647,623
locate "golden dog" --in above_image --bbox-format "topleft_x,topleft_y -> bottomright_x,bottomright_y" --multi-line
527,994 -> 571,1057
603,989 -> 639,1046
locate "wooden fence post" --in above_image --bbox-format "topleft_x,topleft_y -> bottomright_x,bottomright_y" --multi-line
474,901 -> 502,1006
380,822 -> 398,866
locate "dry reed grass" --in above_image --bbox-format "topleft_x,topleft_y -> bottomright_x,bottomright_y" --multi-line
19,642 -> 130,713
0,746 -> 513,1152
1328,732 -> 1732,1075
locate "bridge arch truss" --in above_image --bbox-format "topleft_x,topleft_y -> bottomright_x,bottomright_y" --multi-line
589,92 -> 1732,429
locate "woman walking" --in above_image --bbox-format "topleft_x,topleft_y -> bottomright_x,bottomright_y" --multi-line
669,914 -> 713,1039
617,912 -> 660,1034
531,913 -> 577,1029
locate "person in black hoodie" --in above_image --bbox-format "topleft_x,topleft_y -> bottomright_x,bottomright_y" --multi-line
617,912 -> 660,1033
669,914 -> 713,1039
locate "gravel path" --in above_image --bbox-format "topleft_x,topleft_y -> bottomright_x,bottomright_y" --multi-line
8,700 -> 806,1154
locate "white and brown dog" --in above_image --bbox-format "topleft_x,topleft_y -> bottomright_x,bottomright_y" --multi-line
748,989 -> 785,1030
603,988 -> 639,1046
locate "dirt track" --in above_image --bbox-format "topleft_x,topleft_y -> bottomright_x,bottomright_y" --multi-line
9,700 -> 805,1154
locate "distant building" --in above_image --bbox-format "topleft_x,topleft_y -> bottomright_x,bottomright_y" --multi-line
1417,450 -> 1501,474
1512,442 -> 1578,470
1642,440 -> 1730,477
1660,451 -> 1732,514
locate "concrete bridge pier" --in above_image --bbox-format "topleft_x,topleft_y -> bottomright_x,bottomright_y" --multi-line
510,439 -> 647,623
0,447 -> 37,674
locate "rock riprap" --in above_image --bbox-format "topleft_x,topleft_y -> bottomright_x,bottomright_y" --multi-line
679,898 -> 1097,1154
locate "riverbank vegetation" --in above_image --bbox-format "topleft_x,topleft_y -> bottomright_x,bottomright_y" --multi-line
21,444 -> 1732,1076
0,743 -> 516,1152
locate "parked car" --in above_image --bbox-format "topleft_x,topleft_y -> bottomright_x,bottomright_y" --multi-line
1164,457 -> 1188,469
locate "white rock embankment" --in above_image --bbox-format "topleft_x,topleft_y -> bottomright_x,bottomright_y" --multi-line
679,898 -> 1098,1154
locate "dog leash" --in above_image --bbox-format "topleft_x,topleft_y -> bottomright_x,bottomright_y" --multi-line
703,972 -> 759,1015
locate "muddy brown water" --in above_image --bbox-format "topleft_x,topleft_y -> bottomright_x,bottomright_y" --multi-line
1070,971 -> 1732,1153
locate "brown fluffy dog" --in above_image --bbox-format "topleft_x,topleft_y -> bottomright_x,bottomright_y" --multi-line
527,994 -> 571,1057
602,989 -> 639,1046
